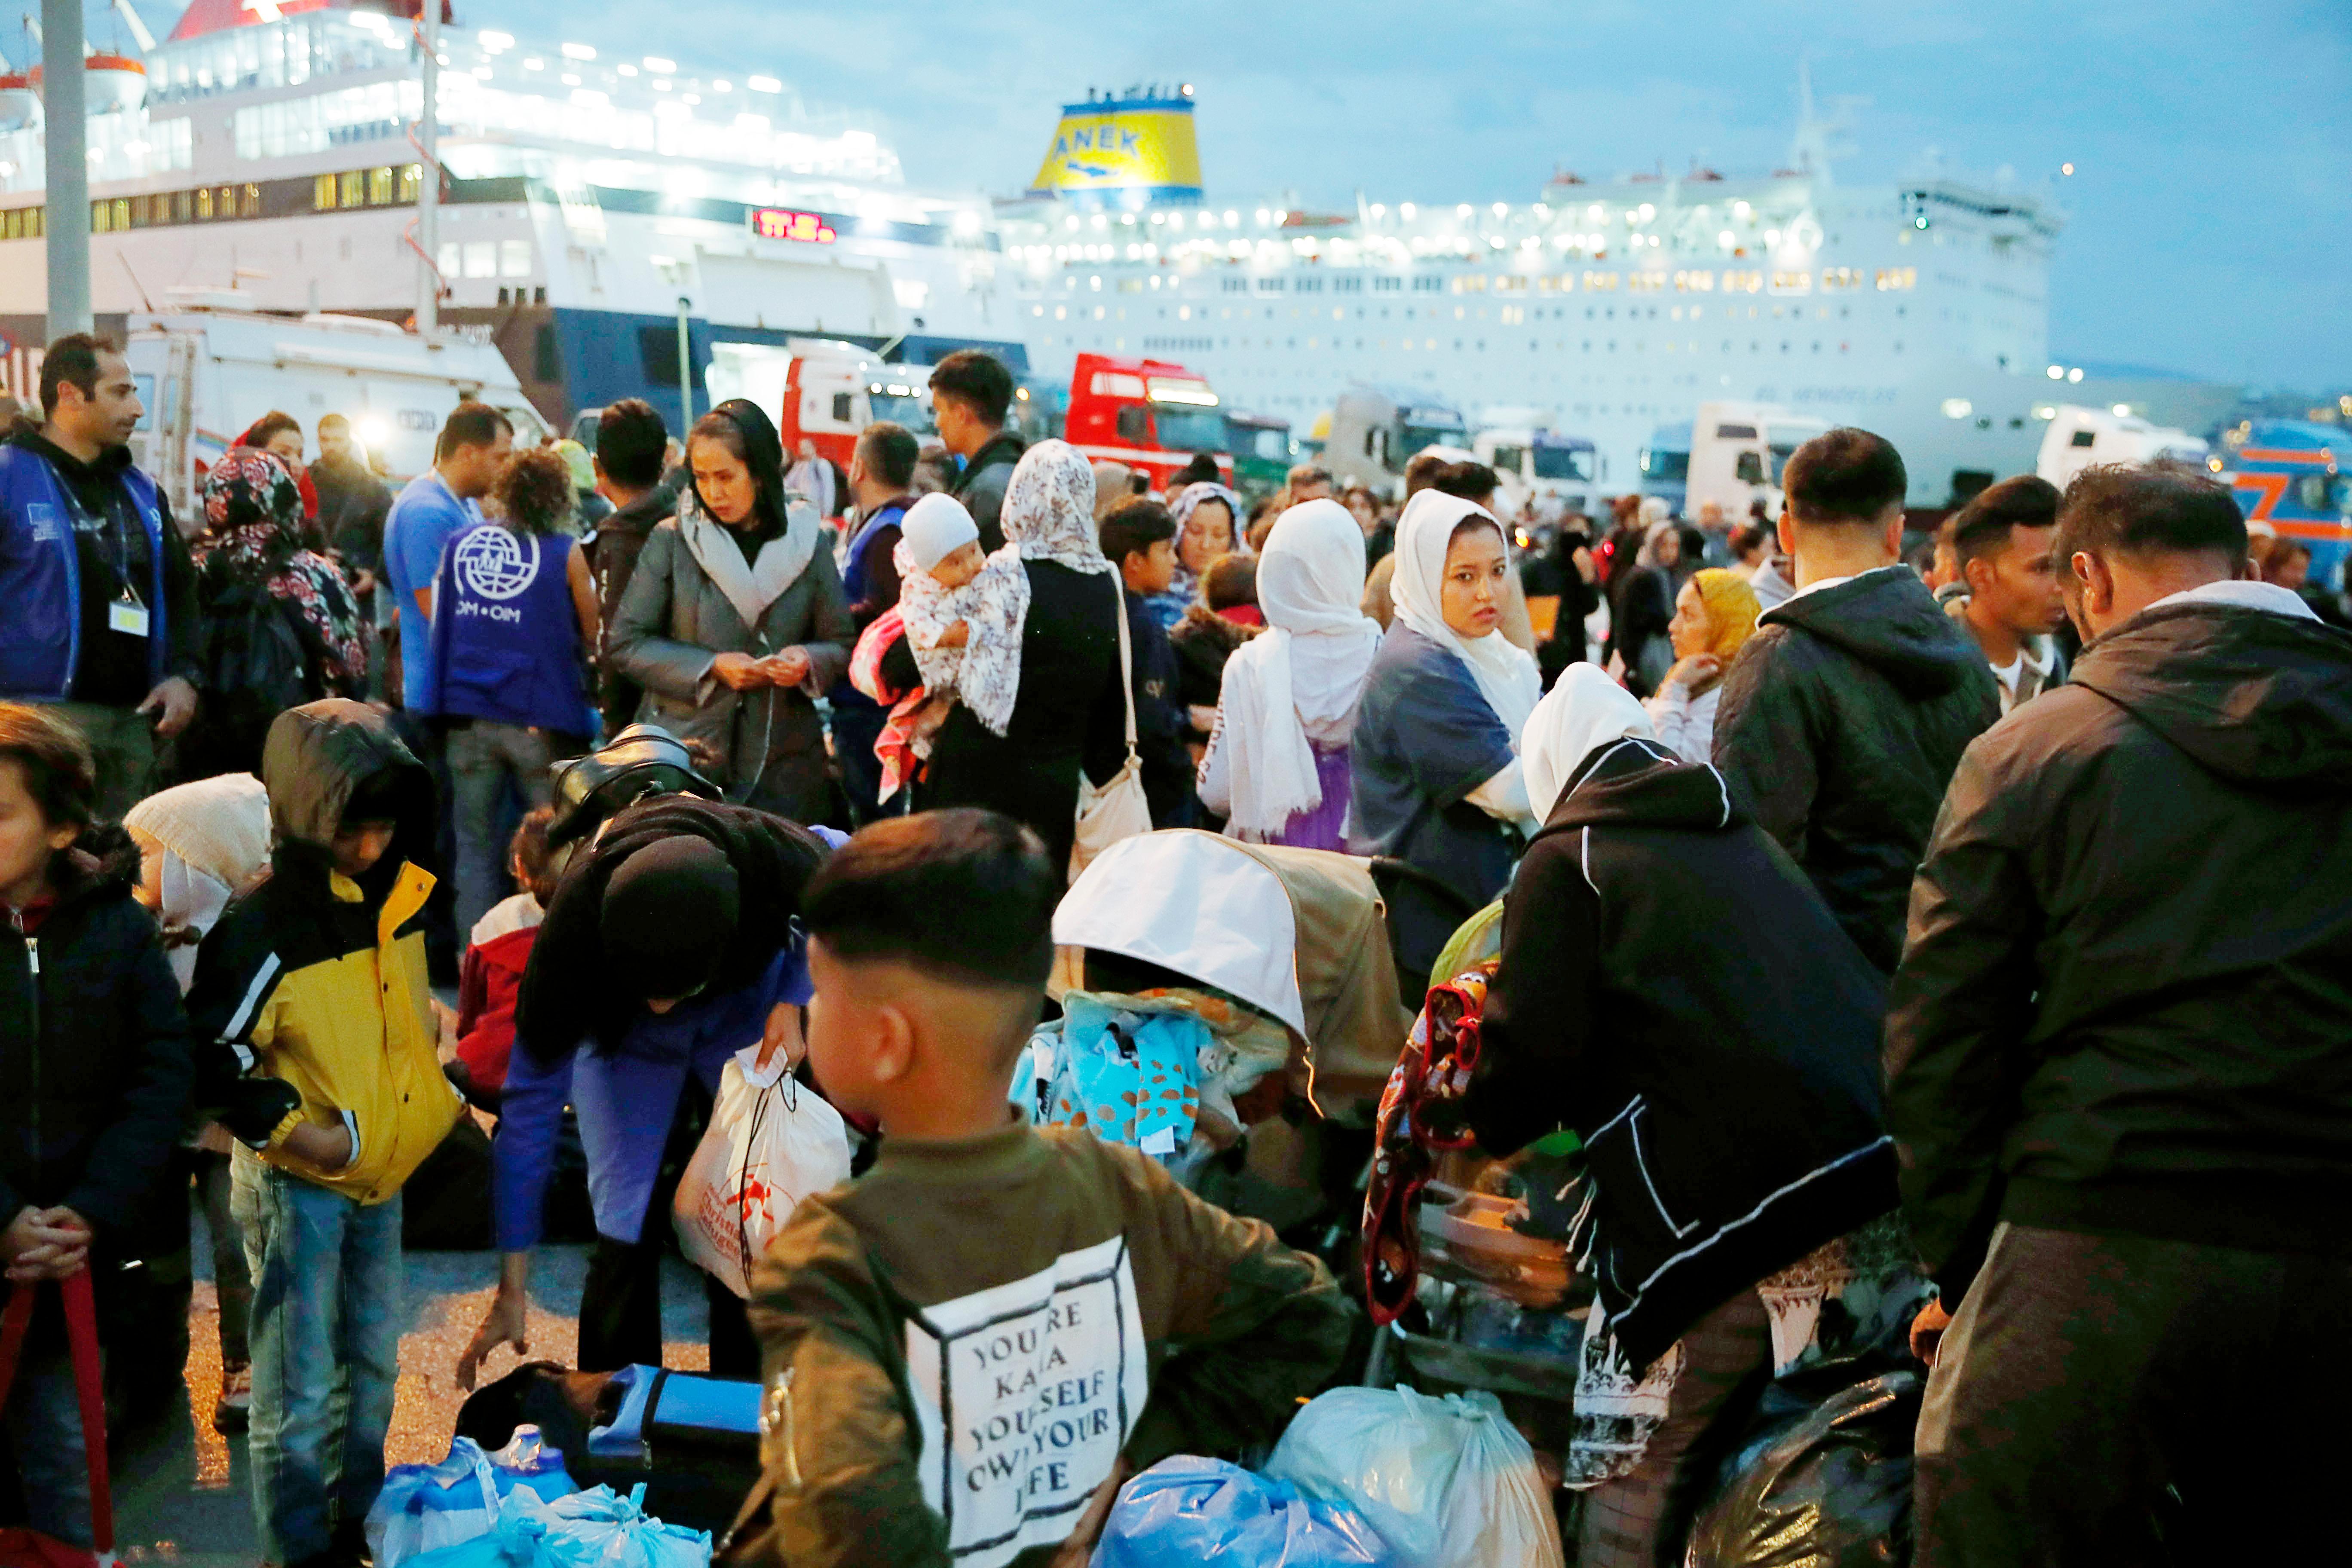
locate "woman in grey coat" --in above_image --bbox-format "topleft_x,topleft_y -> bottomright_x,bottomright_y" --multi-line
609,399 -> 852,822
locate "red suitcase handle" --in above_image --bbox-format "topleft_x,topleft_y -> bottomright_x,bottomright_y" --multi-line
0,1270 -> 115,1558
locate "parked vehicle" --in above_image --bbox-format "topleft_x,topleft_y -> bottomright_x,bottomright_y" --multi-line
2217,419 -> 2352,591
1225,410 -> 1295,499
1639,401 -> 1829,520
123,297 -> 548,521
1061,352 -> 1232,488
1473,423 -> 1599,518
1324,385 -> 1468,496
2034,403 -> 2209,492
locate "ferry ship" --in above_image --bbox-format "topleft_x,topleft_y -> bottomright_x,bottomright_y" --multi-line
0,0 -> 1025,421
0,3 -> 2242,507
998,79 -> 2241,507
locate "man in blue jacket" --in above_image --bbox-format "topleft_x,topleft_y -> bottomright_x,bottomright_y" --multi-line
0,334 -> 202,818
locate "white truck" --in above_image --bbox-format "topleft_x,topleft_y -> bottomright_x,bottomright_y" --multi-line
1640,401 -> 1831,522
122,295 -> 550,524
1472,418 -> 1601,519
2035,404 -> 2209,491
1323,384 -> 1470,497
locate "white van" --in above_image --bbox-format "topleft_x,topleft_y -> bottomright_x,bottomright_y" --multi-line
2035,404 -> 2209,491
122,297 -> 549,524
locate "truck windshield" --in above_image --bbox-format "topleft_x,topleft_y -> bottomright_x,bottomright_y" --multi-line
1235,424 -> 1289,461
870,392 -> 937,435
1400,422 -> 1464,460
1640,447 -> 1690,482
1533,446 -> 1594,481
1154,407 -> 1228,451
1769,443 -> 1803,484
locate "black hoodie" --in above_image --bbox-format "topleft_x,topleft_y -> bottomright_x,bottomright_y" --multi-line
1887,597 -> 2352,1300
1465,736 -> 1896,1368
1713,564 -> 2000,971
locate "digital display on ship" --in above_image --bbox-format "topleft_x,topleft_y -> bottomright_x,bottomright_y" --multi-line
748,208 -> 837,244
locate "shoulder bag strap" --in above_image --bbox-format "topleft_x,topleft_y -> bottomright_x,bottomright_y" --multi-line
1112,585 -> 1138,760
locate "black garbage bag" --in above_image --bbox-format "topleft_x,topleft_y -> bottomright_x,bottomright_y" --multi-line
1682,1369 -> 1920,1568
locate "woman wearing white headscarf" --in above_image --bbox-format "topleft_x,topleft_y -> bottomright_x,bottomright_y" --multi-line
1197,499 -> 1381,849
923,440 -> 1128,870
1464,664 -> 1908,1568
1348,490 -> 1544,978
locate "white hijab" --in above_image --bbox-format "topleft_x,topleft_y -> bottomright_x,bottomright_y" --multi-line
674,484 -> 823,635
1002,441 -> 1113,575
1520,664 -> 1658,822
1390,489 -> 1543,741
1215,499 -> 1383,835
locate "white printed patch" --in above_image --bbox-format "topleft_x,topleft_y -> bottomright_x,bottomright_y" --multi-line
902,1235 -> 1149,1567
453,526 -> 541,600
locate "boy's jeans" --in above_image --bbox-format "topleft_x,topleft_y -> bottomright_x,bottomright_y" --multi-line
233,1156 -> 404,1565
0,1343 -> 93,1545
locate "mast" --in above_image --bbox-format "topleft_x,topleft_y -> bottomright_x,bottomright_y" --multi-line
417,0 -> 440,332
40,0 -> 90,337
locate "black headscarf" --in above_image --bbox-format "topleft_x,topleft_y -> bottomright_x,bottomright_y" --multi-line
516,794 -> 832,1060
689,398 -> 789,544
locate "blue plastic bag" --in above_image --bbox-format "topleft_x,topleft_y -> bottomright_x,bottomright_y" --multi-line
405,1482 -> 711,1568
1093,1457 -> 1395,1567
367,1432 -> 578,1568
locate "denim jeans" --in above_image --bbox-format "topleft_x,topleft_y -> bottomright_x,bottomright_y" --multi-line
445,721 -> 560,938
0,1339 -> 93,1545
233,1156 -> 404,1565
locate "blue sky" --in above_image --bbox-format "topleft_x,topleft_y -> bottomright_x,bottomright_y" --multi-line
151,0 -> 2352,390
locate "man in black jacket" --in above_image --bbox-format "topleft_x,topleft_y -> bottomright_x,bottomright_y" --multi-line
1712,428 -> 1998,971
1887,466 -> 2352,1566
587,400 -> 679,735
930,351 -> 1026,553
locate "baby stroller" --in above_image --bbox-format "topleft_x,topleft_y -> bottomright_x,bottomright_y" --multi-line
1039,829 -> 1417,1244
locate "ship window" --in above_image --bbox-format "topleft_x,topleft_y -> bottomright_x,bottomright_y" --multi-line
1412,275 -> 1443,292
314,175 -> 337,212
1295,276 -> 1322,293
500,240 -> 533,278
1222,277 -> 1248,293
89,202 -> 107,234
339,172 -> 364,209
1,210 -> 15,241
464,242 -> 497,278
24,207 -> 38,238
216,186 -> 236,218
1255,277 -> 1284,292
242,184 -> 261,218
367,167 -> 395,205
114,198 -> 132,230
398,164 -> 422,203
1335,276 -> 1362,292
1374,276 -> 1402,292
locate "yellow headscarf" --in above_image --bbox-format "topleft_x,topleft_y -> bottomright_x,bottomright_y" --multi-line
1690,568 -> 1761,662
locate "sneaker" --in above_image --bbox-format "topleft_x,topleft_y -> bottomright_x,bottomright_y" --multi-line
212,1361 -> 251,1434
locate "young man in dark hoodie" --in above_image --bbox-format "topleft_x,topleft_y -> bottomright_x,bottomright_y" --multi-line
587,399 -> 678,736
190,700 -> 464,1568
1711,428 -> 1999,972
1888,467 -> 2352,1566
0,703 -> 197,1544
0,335 -> 203,820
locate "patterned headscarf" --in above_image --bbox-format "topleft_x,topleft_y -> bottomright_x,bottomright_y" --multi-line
194,449 -> 367,696
1001,440 -> 1112,574
1688,567 -> 1761,662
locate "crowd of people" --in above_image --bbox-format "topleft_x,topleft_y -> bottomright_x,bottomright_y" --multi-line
0,325 -> 2346,1568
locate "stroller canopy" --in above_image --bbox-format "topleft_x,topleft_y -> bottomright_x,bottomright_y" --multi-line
1055,830 -> 1412,1097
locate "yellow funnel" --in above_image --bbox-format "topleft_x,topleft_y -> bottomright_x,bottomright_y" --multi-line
1029,93 -> 1204,210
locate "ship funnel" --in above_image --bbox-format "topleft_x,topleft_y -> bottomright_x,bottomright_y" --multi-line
1027,91 -> 1203,211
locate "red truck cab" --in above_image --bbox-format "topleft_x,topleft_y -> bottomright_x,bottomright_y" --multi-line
1062,352 -> 1232,489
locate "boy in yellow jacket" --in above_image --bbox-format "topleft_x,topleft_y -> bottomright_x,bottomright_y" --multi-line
190,700 -> 462,1568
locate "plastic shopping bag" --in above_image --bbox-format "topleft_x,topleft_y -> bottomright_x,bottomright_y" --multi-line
366,1431 -> 577,1568
673,1045 -> 852,1299
406,1483 -> 710,1568
1093,1457 -> 1396,1568
1266,1388 -> 1562,1568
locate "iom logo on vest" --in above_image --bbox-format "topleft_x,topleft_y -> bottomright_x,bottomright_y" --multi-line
452,527 -> 542,622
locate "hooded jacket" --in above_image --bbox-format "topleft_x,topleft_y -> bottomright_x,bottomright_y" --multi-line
1464,736 -> 1896,1368
188,699 -> 462,1204
1713,564 -> 2000,971
950,430 -> 1027,554
1887,597 -> 2352,1299
590,472 -> 682,735
0,826 -> 194,1234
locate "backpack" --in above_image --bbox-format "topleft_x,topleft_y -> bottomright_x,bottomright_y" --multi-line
1361,962 -> 1496,1326
202,578 -> 319,756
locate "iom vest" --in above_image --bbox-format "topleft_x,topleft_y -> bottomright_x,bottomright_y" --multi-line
426,521 -> 587,733
0,446 -> 168,702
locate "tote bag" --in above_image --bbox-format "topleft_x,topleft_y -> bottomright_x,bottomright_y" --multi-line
1071,594 -> 1152,883
673,1044 -> 853,1299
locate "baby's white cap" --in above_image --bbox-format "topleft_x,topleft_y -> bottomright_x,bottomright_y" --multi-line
901,492 -> 981,573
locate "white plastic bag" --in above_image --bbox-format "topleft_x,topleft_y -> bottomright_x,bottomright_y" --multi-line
1266,1387 -> 1562,1568
672,1045 -> 852,1299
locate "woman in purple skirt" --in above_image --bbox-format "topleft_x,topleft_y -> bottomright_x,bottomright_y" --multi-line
1196,499 -> 1383,851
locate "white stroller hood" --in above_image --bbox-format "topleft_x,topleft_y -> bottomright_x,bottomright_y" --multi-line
1053,830 -> 1306,1037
